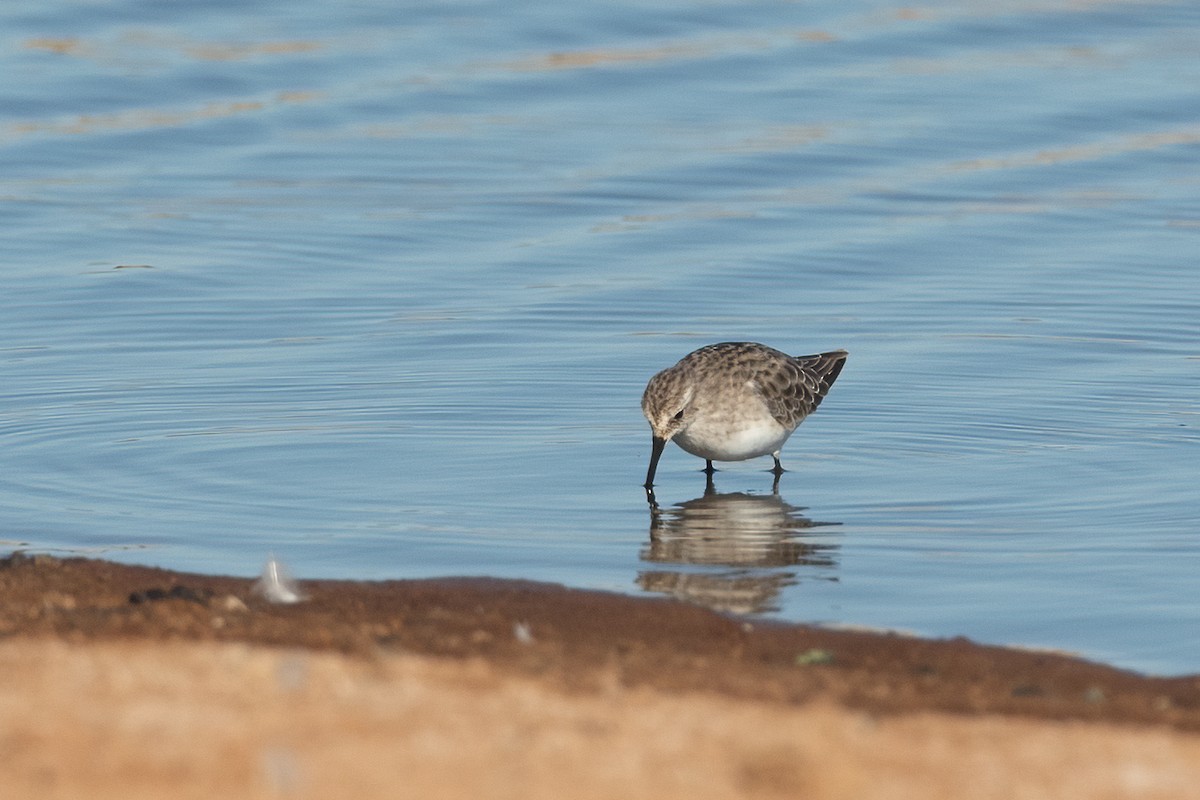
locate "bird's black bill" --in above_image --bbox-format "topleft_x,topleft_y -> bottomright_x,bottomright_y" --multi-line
644,435 -> 666,488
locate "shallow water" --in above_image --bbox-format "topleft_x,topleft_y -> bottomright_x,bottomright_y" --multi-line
2,0 -> 1198,673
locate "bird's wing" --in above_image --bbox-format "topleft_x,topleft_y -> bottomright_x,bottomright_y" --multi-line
756,350 -> 848,429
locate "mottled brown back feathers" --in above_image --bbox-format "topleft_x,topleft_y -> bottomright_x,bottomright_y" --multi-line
676,342 -> 848,430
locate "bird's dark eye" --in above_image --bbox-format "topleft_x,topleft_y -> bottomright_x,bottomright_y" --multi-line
673,409 -> 685,421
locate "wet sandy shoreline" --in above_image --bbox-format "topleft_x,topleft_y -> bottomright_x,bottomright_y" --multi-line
3,552 -> 1199,798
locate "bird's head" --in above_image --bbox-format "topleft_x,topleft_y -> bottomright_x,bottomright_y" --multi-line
641,367 -> 695,444
641,367 -> 695,488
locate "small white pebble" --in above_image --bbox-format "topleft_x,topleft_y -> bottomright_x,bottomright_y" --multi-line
220,594 -> 249,613
253,554 -> 305,604
513,621 -> 535,645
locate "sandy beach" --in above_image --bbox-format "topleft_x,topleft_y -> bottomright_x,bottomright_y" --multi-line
3,552 -> 1199,799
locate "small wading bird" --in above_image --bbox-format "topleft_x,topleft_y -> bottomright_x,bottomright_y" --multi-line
641,342 -> 848,489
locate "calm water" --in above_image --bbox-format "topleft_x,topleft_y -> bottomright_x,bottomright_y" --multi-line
2,0 -> 1197,674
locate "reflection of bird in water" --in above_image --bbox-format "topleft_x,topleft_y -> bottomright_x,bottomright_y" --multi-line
637,489 -> 840,615
636,569 -> 801,617
645,491 -> 836,568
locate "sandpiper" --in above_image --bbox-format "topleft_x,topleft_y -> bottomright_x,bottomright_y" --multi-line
641,342 -> 848,487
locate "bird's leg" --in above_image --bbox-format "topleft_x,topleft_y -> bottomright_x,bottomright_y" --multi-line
703,460 -> 716,476
770,456 -> 784,494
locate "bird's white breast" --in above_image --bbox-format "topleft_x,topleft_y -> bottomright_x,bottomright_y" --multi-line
673,417 -> 791,462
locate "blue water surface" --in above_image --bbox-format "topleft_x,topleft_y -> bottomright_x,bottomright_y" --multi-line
1,0 -> 1197,673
